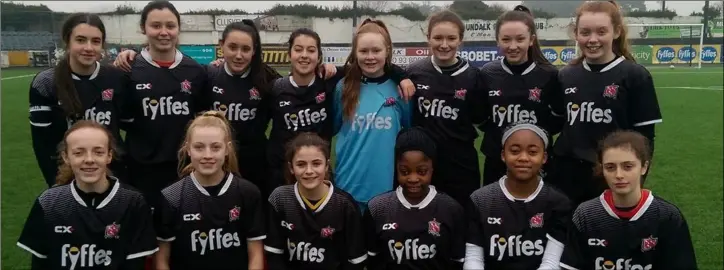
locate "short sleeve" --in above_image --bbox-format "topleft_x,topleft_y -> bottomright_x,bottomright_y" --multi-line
263,201 -> 287,255
545,192 -> 573,245
243,183 -> 266,241
17,198 -> 49,259
153,195 -> 178,242
126,195 -> 159,259
626,66 -> 662,127
343,202 -> 367,267
464,197 -> 485,248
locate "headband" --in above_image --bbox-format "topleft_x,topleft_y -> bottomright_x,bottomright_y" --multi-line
502,123 -> 549,148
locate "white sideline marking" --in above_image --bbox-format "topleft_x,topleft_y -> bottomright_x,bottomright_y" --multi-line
1,74 -> 35,81
658,86 -> 723,91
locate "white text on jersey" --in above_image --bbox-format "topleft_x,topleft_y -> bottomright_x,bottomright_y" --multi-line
595,257 -> 651,270
287,239 -> 325,263
488,234 -> 544,261
417,97 -> 459,120
213,101 -> 257,121
183,213 -> 201,221
492,104 -> 537,127
190,229 -> 241,256
142,97 -> 190,120
566,102 -> 612,125
351,112 -> 392,133
61,244 -> 112,269
283,108 -> 327,131
388,239 -> 437,264
83,107 -> 112,125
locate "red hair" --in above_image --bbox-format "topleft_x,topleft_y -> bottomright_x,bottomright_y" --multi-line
571,0 -> 634,65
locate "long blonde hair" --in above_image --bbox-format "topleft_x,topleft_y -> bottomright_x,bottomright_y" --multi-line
56,120 -> 118,185
177,111 -> 240,177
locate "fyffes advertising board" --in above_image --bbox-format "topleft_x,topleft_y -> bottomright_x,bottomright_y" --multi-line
653,45 -> 721,64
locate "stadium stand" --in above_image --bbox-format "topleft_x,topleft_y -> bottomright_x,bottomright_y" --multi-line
1,31 -> 59,51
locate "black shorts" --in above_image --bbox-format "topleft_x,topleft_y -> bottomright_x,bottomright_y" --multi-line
547,156 -> 606,206
431,144 -> 480,206
126,159 -> 178,209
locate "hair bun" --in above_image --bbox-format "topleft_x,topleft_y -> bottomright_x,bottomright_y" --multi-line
514,5 -> 532,14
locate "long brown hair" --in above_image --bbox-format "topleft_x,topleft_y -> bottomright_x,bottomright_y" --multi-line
571,0 -> 634,65
595,131 -> 651,186
56,120 -> 118,185
283,132 -> 333,185
342,19 -> 393,120
177,111 -> 240,177
495,5 -> 550,65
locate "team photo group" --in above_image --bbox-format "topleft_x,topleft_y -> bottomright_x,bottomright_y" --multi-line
18,0 -> 698,269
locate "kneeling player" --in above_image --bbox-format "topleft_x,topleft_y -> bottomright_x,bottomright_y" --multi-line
154,111 -> 266,270
264,132 -> 367,270
464,122 -> 572,269
17,120 -> 158,270
365,127 -> 465,269
560,131 -> 696,270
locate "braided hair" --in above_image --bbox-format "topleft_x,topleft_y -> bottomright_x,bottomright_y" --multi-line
395,127 -> 437,162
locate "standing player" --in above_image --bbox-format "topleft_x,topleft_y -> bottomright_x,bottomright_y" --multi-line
405,10 -> 486,205
29,13 -> 129,187
334,19 -> 413,212
264,132 -> 367,270
154,111 -> 265,270
548,0 -> 662,205
559,131 -> 696,270
17,121 -> 158,270
464,122 -> 572,269
479,5 -> 561,187
119,1 -> 208,209
365,127 -> 465,269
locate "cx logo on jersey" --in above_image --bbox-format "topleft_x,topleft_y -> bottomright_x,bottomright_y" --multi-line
489,90 -> 501,96
279,101 -> 291,107
565,87 -> 577,94
61,244 -> 112,269
54,226 -> 74,234
183,213 -> 201,221
281,220 -> 295,231
382,223 -> 398,230
388,239 -> 437,264
212,86 -> 224,94
487,217 -> 502,225
135,83 -> 152,90
595,258 -> 651,270
588,238 -> 608,247
416,84 -> 429,90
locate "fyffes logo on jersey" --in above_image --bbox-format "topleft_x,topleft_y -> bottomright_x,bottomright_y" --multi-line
287,239 -> 325,263
488,234 -> 544,261
655,47 -> 676,62
142,97 -> 190,120
213,102 -> 257,121
61,244 -> 112,270
677,46 -> 697,62
284,108 -> 327,131
387,239 -> 437,264
566,102 -> 612,125
417,97 -> 459,120
351,112 -> 393,133
595,257 -> 652,270
190,228 -> 241,256
560,48 -> 577,63
83,107 -> 112,126
701,46 -> 718,62
491,104 -> 537,127
542,48 -> 558,63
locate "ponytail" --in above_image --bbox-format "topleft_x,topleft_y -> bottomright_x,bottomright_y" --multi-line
54,55 -> 84,118
495,5 -> 551,65
240,19 -> 278,93
178,111 -> 240,178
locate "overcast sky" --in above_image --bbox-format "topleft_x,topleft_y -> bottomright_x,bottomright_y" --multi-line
12,1 -> 708,16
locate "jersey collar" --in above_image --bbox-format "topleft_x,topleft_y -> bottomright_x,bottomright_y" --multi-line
71,61 -> 101,81
294,181 -> 334,213
599,189 -> 654,221
498,175 -> 544,203
395,185 -> 437,209
582,56 -> 625,73
140,47 -> 183,69
70,176 -> 120,209
289,75 -> 316,88
430,56 -> 469,76
190,172 -> 234,196
224,62 -> 250,78
500,57 -> 536,76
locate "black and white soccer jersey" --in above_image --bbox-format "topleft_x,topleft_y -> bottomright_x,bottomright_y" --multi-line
264,182 -> 367,270
478,58 -> 560,158
16,178 -> 158,270
551,57 -> 662,163
155,173 -> 265,270
560,190 -> 697,270
205,63 -> 272,143
466,177 -> 572,269
123,48 -> 207,164
364,186 -> 465,270
28,62 -> 129,185
406,57 -> 486,143
268,75 -> 335,146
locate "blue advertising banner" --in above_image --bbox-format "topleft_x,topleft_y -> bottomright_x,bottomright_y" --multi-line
179,45 -> 216,65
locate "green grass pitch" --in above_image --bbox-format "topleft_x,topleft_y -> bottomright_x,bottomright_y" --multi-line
1,65 -> 722,269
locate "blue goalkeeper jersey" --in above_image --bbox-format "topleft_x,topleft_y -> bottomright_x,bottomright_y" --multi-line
333,76 -> 411,204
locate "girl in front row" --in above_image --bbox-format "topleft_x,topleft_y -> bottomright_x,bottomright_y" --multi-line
464,122 -> 572,269
365,127 -> 465,270
17,121 -> 158,270
154,111 -> 266,270
265,132 -> 367,270
560,131 -> 696,270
